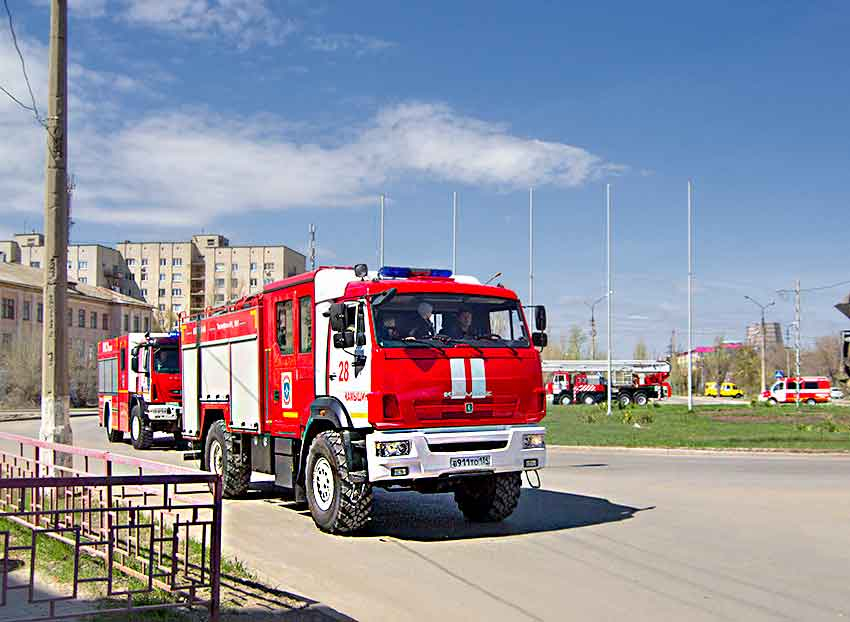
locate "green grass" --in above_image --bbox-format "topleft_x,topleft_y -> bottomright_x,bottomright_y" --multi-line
543,402 -> 850,450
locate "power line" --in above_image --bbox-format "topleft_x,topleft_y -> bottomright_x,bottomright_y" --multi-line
777,279 -> 850,295
2,0 -> 44,126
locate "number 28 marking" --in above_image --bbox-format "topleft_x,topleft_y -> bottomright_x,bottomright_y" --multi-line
338,361 -> 350,382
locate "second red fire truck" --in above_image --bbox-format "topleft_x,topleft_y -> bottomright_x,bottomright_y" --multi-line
97,332 -> 183,449
542,360 -> 672,406
178,265 -> 548,533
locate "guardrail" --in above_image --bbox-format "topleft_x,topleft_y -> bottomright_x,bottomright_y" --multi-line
0,430 -> 221,621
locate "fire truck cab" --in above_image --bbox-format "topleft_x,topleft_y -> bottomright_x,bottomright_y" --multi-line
179,265 -> 548,533
97,332 -> 183,449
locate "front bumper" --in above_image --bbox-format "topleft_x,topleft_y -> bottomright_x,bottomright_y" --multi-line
366,425 -> 546,483
147,403 -> 182,421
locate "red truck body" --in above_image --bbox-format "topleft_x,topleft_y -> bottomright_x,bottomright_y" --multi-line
179,266 -> 548,532
97,332 -> 182,449
760,376 -> 831,404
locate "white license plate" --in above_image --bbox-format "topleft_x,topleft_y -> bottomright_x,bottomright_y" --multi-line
450,455 -> 492,469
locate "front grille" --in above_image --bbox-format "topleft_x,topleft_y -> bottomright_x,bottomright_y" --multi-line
414,398 -> 517,420
426,440 -> 507,453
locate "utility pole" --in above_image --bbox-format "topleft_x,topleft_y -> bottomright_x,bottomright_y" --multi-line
451,191 -> 457,274
687,180 -> 694,413
308,224 -> 316,270
379,194 -> 385,267
586,295 -> 606,360
744,295 -> 775,393
795,279 -> 801,408
606,184 -> 613,416
40,0 -> 73,464
528,187 -> 534,306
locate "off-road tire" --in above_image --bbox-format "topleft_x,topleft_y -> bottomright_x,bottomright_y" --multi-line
205,420 -> 251,498
634,392 -> 649,406
618,393 -> 632,407
130,404 -> 153,450
454,472 -> 522,522
305,431 -> 372,534
104,405 -> 123,443
583,394 -> 596,405
558,392 -> 571,406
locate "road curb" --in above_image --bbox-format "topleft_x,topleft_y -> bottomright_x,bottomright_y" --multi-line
0,411 -> 97,423
548,444 -> 850,457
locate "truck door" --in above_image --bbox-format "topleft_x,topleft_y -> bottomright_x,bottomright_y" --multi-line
771,381 -> 786,402
327,300 -> 372,427
295,294 -> 315,426
266,293 -> 299,436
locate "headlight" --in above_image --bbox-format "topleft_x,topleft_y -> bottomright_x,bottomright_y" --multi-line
522,433 -> 545,449
375,440 -> 412,457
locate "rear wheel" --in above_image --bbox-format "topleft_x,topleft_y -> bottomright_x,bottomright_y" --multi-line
305,431 -> 372,534
618,393 -> 632,407
454,472 -> 522,522
104,406 -> 123,443
130,405 -> 153,450
583,394 -> 596,405
806,398 -> 817,406
204,420 -> 251,498
634,392 -> 649,406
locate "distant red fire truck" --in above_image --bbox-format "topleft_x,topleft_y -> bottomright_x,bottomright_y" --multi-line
97,332 -> 183,449
178,265 -> 548,533
760,374 -> 831,405
542,360 -> 672,406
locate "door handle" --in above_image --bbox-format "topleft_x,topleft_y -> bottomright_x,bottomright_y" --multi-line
273,390 -> 280,401
328,374 -> 337,380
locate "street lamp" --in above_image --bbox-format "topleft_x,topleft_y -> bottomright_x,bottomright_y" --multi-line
585,295 -> 607,359
744,295 -> 775,393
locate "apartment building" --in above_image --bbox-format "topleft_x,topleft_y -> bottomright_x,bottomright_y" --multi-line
116,234 -> 305,318
0,262 -> 154,355
0,233 -> 138,296
745,322 -> 784,349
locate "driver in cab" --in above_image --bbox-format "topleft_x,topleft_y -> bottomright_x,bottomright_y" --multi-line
407,302 -> 435,339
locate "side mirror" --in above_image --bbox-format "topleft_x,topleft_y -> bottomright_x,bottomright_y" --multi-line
356,332 -> 367,347
535,306 -> 547,331
327,303 -> 346,333
130,346 -> 140,373
333,331 -> 356,349
532,332 -> 548,348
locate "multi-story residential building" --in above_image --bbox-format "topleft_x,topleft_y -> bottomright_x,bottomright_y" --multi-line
117,234 -> 305,319
745,322 -> 784,349
0,233 -> 139,296
0,262 -> 154,356
1,232 -> 305,324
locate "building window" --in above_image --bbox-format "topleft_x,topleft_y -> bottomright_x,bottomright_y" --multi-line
141,288 -> 148,297
30,261 -> 40,268
263,277 -> 273,285
37,303 -> 43,323
214,294 -> 224,303
1,298 -> 15,320
102,313 -> 108,330
231,278 -> 238,288
1,334 -> 10,348
78,309 -> 86,327
22,301 -> 31,321
172,258 -> 182,267
207,239 -> 215,247
214,263 -> 224,273
250,262 -> 257,271
231,263 -> 238,272
276,300 -> 293,355
140,272 -> 148,281
78,261 -> 88,270
79,276 -> 88,284
172,288 -> 182,296
143,316 -> 150,332
263,262 -> 275,270
173,304 -> 183,313
141,258 -> 148,266
160,258 -> 167,266
123,314 -> 129,332
250,278 -> 258,287
68,309 -> 72,326
158,304 -> 166,311
159,273 -> 166,281
158,288 -> 166,297
127,258 -> 136,266
214,278 -> 225,288
133,315 -> 140,332
172,273 -> 183,283
90,311 -> 97,329
299,296 -> 312,353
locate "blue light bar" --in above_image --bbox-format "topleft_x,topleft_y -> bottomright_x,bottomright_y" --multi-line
378,266 -> 453,279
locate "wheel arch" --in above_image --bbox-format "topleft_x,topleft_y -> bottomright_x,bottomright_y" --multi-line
199,407 -> 226,470
298,397 -> 355,485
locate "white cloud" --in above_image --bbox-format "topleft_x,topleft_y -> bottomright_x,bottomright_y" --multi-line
307,33 -> 396,55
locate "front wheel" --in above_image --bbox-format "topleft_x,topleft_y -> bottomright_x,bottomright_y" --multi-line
204,420 -> 251,498
305,431 -> 372,534
767,397 -> 778,406
130,405 -> 153,450
558,392 -> 572,406
454,472 -> 522,522
618,393 -> 632,407
583,394 -> 596,405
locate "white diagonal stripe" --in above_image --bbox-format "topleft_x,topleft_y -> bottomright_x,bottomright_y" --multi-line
450,358 -> 466,399
470,358 -> 486,398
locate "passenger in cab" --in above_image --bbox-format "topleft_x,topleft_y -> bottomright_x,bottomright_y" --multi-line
442,308 -> 474,339
407,301 -> 435,339
381,316 -> 400,341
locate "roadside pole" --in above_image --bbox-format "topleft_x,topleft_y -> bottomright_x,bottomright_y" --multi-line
40,0 -> 73,466
795,279 -> 801,408
744,296 -> 775,393
308,224 -> 316,270
606,184 -> 613,416
528,187 -> 534,307
687,180 -> 694,413
452,191 -> 457,274
379,194 -> 385,267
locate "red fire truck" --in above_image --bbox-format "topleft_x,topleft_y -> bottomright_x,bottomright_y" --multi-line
760,375 -> 831,405
542,360 -> 672,406
179,265 -> 548,533
97,332 -> 183,449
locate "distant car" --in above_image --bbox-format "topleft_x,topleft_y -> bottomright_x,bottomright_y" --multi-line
704,381 -> 744,398
830,387 -> 844,400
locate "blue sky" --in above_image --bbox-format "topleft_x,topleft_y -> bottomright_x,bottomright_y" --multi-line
1,0 -> 848,355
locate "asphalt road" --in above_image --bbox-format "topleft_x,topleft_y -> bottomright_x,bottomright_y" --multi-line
3,415 -> 849,621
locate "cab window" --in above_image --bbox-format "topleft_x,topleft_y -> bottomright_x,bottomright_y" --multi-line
772,382 -> 784,391
276,300 -> 293,355
298,296 -> 312,353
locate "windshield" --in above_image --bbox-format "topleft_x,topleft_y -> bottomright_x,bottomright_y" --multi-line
152,347 -> 180,374
372,293 -> 529,348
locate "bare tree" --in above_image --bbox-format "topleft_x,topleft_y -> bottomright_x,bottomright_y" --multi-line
565,324 -> 586,359
0,338 -> 42,408
633,338 -> 649,360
